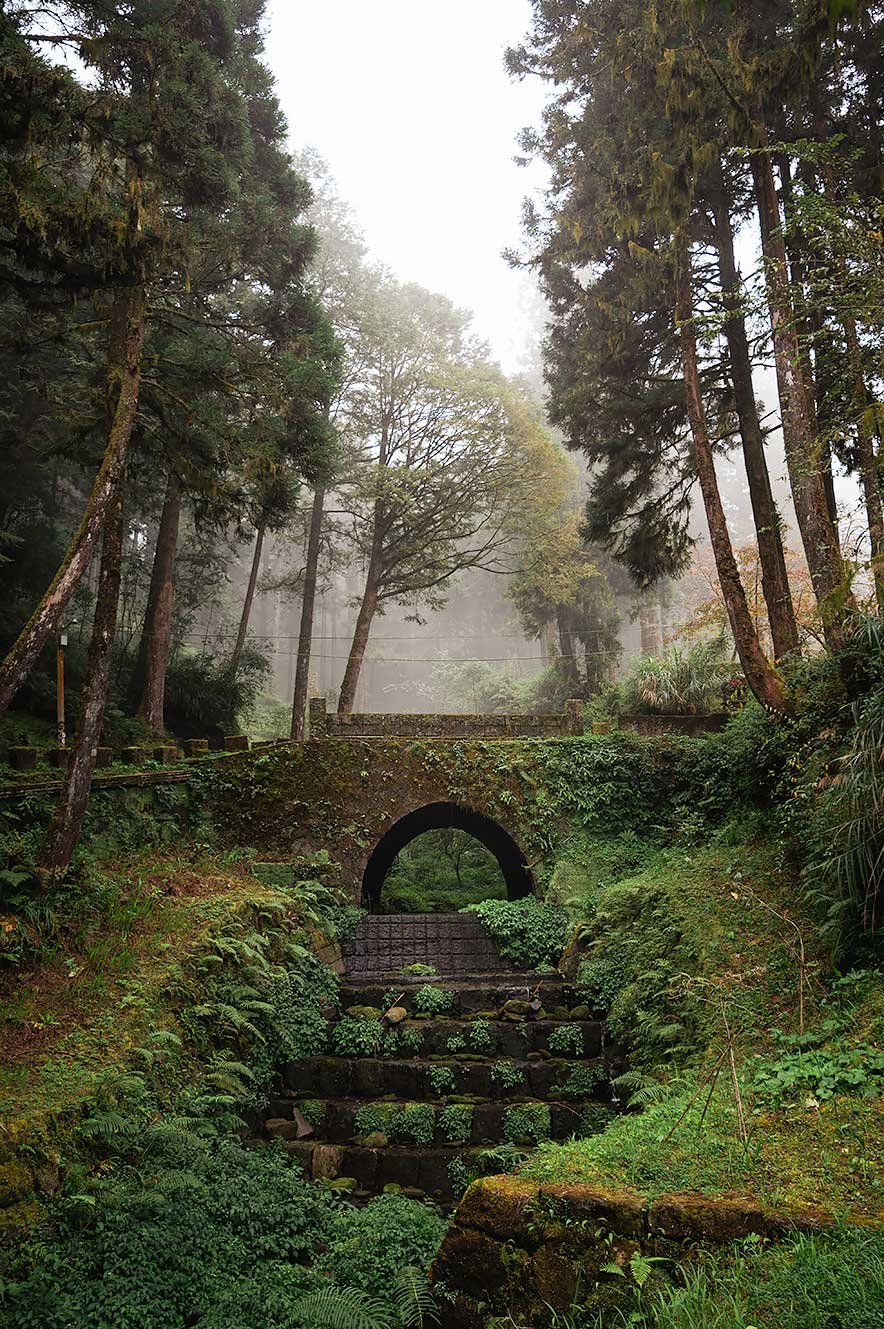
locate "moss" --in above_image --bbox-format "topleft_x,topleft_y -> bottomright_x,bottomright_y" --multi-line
0,1161 -> 33,1207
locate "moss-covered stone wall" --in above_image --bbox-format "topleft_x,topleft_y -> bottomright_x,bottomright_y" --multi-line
204,732 -> 735,902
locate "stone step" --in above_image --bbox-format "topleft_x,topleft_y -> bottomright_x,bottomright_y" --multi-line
282,1138 -> 483,1200
331,1018 -> 604,1060
340,978 -> 571,1016
281,1055 -> 616,1102
265,1097 -> 607,1147
343,912 -> 514,977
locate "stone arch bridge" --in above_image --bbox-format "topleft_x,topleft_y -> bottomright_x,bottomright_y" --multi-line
212,699 -> 589,907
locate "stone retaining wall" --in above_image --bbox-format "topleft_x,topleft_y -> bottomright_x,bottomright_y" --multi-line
309,697 -> 584,740
431,1175 -> 847,1326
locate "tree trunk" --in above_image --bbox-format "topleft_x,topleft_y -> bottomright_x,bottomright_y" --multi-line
638,593 -> 662,657
0,286 -> 146,717
136,470 -> 181,735
709,172 -> 799,659
338,558 -> 381,715
291,487 -> 325,740
230,520 -> 265,674
749,139 -> 853,647
814,142 -> 884,610
676,237 -> 788,712
38,481 -> 126,882
555,605 -> 580,688
777,152 -> 840,533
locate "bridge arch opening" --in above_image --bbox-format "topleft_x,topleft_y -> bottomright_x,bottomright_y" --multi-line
361,802 -> 534,913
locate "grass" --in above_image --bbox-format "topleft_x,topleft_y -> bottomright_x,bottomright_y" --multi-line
0,850 -> 301,1122
628,1228 -> 884,1328
520,1083 -> 884,1215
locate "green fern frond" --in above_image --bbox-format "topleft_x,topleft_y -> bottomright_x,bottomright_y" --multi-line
292,1285 -> 396,1329
392,1266 -> 440,1327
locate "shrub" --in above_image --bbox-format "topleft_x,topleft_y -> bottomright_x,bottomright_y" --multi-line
398,1026 -> 424,1057
463,897 -> 569,968
503,1103 -> 551,1144
332,1016 -> 384,1058
427,1065 -> 457,1098
354,1104 -> 397,1138
445,1034 -> 466,1053
751,1044 -> 884,1104
396,1104 -> 436,1146
621,636 -> 732,716
438,1105 -> 473,1143
559,1063 -> 606,1099
413,985 -> 455,1016
163,646 -> 271,738
547,1023 -> 584,1056
491,1059 -> 523,1092
468,1018 -> 495,1053
318,1193 -> 447,1300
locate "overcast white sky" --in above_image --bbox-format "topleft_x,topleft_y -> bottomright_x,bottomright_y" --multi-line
264,0 -> 549,374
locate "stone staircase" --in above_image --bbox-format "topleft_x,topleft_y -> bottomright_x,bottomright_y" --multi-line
261,913 -> 621,1204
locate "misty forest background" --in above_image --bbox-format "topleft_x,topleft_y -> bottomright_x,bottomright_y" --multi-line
1,0 -> 884,879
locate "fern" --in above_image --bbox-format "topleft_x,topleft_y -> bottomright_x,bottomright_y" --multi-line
392,1266 -> 440,1327
292,1285 -> 396,1328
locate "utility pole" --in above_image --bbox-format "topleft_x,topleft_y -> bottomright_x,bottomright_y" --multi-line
56,626 -> 67,748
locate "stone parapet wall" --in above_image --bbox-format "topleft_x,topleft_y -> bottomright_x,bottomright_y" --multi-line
309,697 -> 584,740
431,1175 -> 851,1326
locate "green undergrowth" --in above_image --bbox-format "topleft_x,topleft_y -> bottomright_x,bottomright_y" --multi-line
628,1227 -> 884,1329
536,1228 -> 884,1329
0,848 -> 448,1326
520,966 -> 884,1217
0,850 -> 336,1123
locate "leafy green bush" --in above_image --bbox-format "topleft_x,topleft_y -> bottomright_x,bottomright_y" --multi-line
354,1104 -> 397,1138
467,1018 -> 495,1054
163,646 -> 271,738
0,1137 -> 336,1329
317,1193 -> 446,1301
463,897 -> 569,968
547,1023 -> 584,1056
491,1059 -> 523,1092
558,1063 -> 606,1099
412,985 -> 455,1017
396,1104 -> 436,1147
619,636 -> 732,716
332,1016 -> 384,1058
502,1103 -> 551,1144
445,1034 -> 466,1054
427,1066 -> 457,1098
438,1105 -> 473,1143
398,1026 -> 424,1057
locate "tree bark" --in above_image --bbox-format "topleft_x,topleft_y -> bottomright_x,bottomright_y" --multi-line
676,237 -> 788,712
230,520 -> 265,674
709,172 -> 799,659
136,470 -> 181,735
555,605 -> 580,689
38,481 -> 126,882
291,486 -> 325,739
338,556 -> 381,715
776,152 -> 840,533
814,143 -> 884,610
749,139 -> 853,647
0,286 -> 146,717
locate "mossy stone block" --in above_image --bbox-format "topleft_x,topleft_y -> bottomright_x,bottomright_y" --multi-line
8,747 -> 37,771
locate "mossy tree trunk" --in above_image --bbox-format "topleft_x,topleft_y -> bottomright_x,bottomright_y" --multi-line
676,236 -> 788,713
135,469 -> 181,735
0,287 -> 146,717
709,166 -> 799,660
38,480 -> 125,882
291,486 -> 325,739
